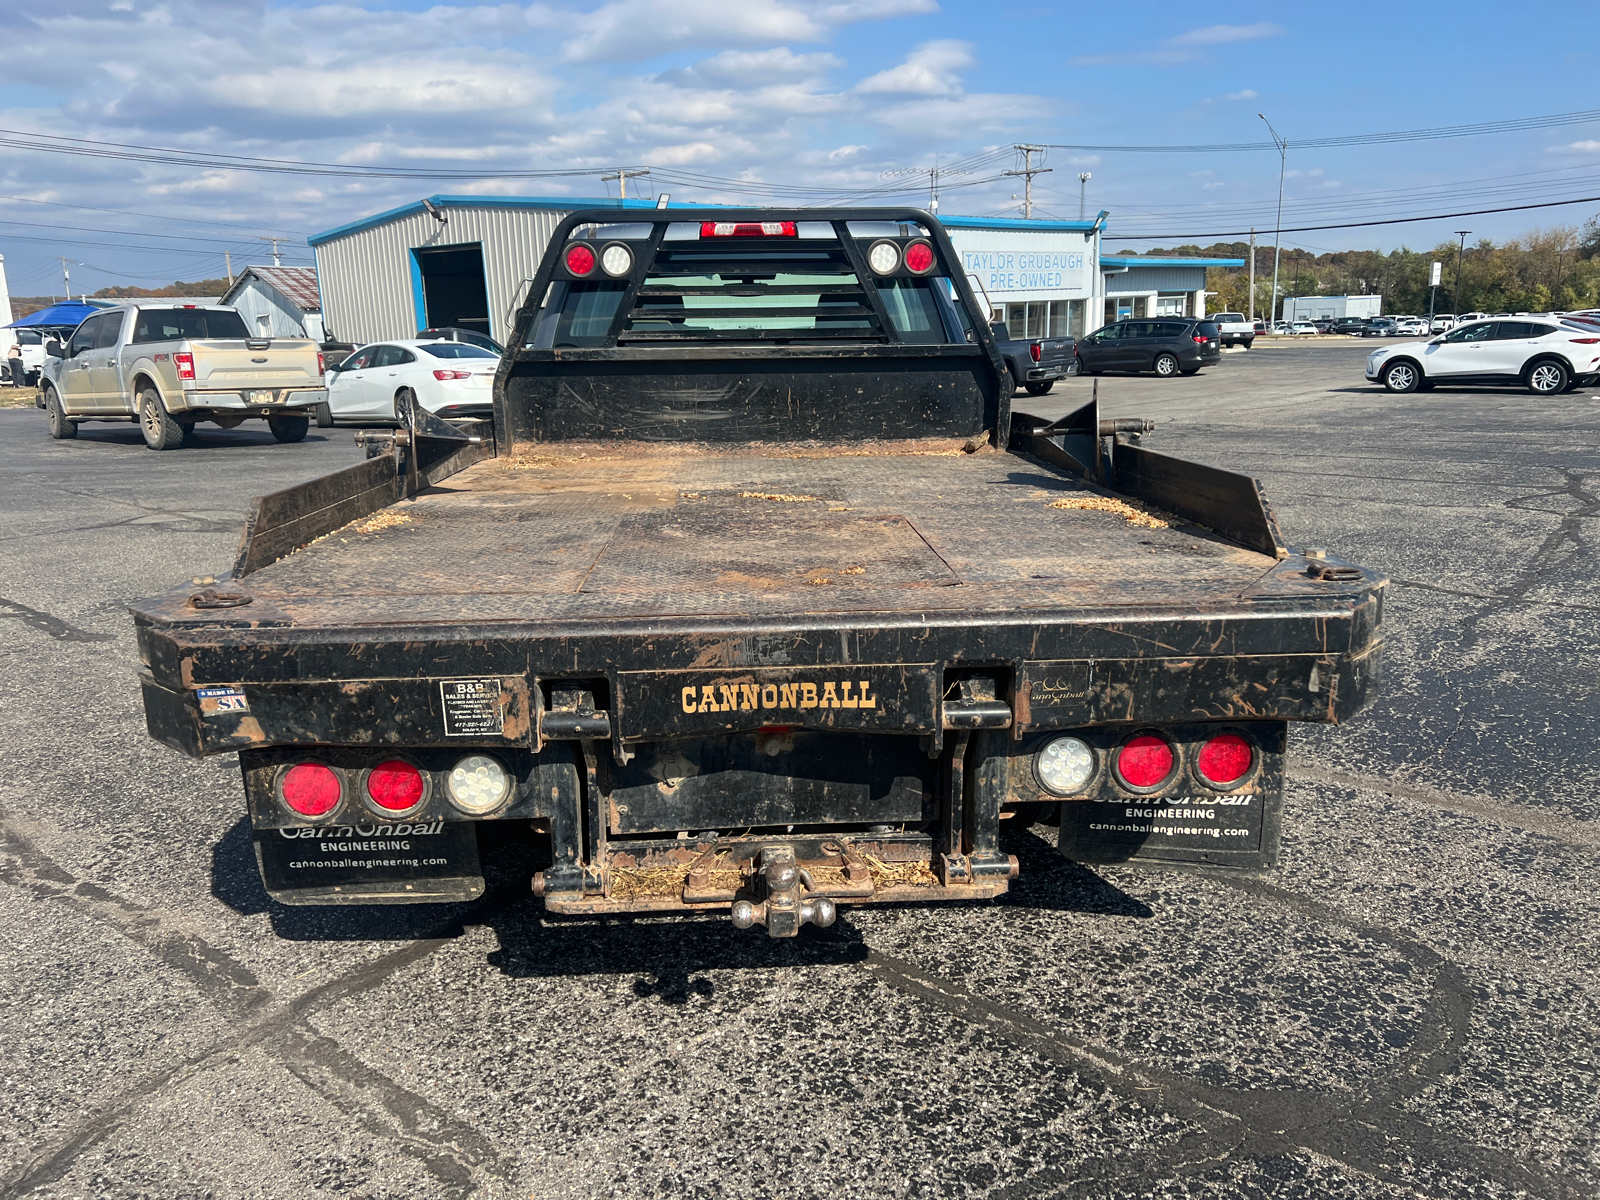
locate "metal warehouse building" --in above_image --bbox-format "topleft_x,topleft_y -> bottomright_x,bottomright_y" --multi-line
308,195 -> 1242,347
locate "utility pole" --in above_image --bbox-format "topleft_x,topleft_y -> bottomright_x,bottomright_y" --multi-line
1078,172 -> 1092,221
601,168 -> 650,201
54,257 -> 74,301
258,237 -> 282,267
1003,145 -> 1051,219
1453,230 -> 1471,315
1259,113 -> 1287,326
1248,228 -> 1257,321
225,251 -> 234,286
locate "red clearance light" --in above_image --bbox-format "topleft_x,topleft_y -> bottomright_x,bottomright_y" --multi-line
432,369 -> 470,380
366,760 -> 426,812
281,763 -> 341,817
700,221 -> 797,238
1115,734 -> 1175,789
564,242 -> 597,276
904,240 -> 935,274
174,352 -> 195,380
1197,733 -> 1253,786
1030,342 -> 1042,363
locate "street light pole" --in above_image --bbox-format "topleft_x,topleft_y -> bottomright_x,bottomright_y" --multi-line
1259,114 -> 1287,327
1453,230 -> 1471,315
1078,172 -> 1092,221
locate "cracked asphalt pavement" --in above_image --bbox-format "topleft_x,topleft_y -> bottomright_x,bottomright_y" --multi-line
0,345 -> 1596,1199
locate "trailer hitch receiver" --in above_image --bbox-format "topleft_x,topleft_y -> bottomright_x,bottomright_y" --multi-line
729,846 -> 836,937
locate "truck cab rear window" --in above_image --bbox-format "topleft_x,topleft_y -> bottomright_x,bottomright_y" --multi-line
131,309 -> 250,342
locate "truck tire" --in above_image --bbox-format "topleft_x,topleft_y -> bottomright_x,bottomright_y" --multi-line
44,386 -> 77,440
268,414 -> 310,443
1526,359 -> 1569,396
1024,381 -> 1055,395
1154,353 -> 1180,377
138,386 -> 185,450
1243,338 -> 1254,349
1381,360 -> 1420,393
314,402 -> 334,428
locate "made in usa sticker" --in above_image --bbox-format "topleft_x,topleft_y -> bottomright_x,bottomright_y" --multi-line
197,686 -> 249,715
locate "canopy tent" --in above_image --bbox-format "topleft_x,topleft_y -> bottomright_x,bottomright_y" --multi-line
8,301 -> 104,330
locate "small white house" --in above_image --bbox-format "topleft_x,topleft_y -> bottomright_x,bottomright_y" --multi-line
220,266 -> 324,341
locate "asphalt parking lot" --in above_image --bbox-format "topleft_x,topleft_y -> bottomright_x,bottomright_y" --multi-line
1,342 -> 1597,1200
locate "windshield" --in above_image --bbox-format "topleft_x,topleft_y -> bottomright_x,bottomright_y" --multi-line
131,308 -> 250,342
420,343 -> 498,360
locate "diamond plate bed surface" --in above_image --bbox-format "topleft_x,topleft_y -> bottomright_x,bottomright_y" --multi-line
242,445 -> 1279,626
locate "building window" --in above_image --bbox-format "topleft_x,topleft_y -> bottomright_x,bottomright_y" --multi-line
1048,299 -> 1086,338
1155,292 -> 1188,317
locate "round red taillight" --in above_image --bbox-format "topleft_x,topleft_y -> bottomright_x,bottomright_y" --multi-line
366,760 -> 426,812
1197,733 -> 1253,786
564,242 -> 596,276
281,763 -> 341,817
904,240 -> 935,274
1115,734 -> 1175,790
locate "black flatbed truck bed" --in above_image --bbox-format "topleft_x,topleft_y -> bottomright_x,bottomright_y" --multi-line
132,208 -> 1383,936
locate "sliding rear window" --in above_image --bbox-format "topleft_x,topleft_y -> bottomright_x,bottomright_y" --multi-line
131,308 -> 250,342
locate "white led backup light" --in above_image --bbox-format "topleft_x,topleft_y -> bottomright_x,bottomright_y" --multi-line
447,755 -> 511,814
1035,736 -> 1095,795
601,243 -> 633,277
867,240 -> 901,275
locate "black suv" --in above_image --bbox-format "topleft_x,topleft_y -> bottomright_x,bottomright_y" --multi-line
1074,318 -> 1220,377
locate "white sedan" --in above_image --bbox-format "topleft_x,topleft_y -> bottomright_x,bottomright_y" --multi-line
325,339 -> 498,423
1365,318 -> 1600,395
1288,321 -> 1317,335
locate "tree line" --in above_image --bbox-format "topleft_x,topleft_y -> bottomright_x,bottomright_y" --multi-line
1122,216 -> 1600,318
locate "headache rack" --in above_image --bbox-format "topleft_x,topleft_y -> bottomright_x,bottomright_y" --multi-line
517,207 -> 992,352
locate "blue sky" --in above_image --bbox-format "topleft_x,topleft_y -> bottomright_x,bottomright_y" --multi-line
4,0 -> 1598,294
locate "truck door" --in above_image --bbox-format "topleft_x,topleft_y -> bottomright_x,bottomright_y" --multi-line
87,311 -> 129,412
55,316 -> 102,413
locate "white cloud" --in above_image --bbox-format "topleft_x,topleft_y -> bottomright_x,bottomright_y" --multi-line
1167,23 -> 1284,47
1551,140 -> 1600,153
1223,88 -> 1257,101
854,40 -> 973,96
658,48 -> 843,87
562,0 -> 819,62
1072,22 -> 1285,66
205,56 -> 553,116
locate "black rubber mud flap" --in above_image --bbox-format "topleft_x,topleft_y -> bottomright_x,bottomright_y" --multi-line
1056,723 -> 1286,876
254,821 -> 484,905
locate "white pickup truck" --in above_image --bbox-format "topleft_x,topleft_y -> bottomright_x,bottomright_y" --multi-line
1211,312 -> 1255,348
39,302 -> 327,450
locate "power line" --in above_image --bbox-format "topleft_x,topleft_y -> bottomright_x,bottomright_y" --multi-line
1044,107 -> 1600,154
1102,192 -> 1600,241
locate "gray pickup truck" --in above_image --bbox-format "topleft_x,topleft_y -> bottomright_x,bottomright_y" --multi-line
39,302 -> 327,449
990,323 -> 1074,394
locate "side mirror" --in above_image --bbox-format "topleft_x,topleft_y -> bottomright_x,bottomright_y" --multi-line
46,342 -> 64,359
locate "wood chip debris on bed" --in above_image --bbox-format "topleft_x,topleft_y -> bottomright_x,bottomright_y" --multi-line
1047,495 -> 1171,529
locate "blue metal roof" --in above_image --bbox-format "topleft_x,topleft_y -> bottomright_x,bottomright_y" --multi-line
1101,255 -> 1247,268
309,194 -> 1114,247
307,194 -> 701,247
941,214 -> 1101,233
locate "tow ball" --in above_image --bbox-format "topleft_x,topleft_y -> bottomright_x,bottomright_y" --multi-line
730,846 -> 836,938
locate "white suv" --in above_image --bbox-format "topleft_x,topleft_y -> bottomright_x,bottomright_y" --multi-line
1366,318 -> 1600,395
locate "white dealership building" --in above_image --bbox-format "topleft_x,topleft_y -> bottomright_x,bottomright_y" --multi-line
307,196 -> 1242,347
